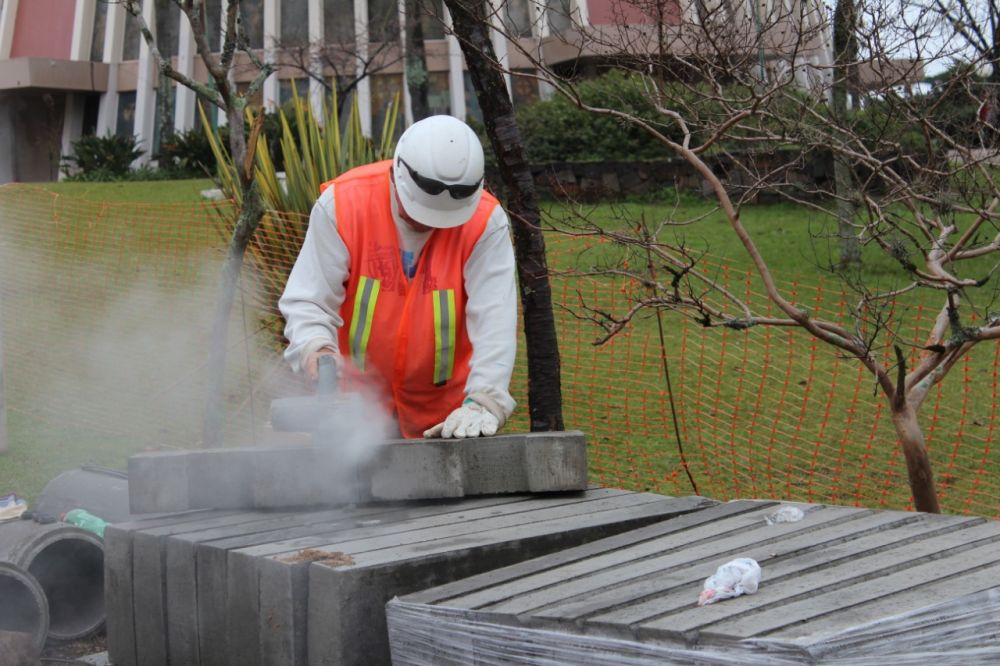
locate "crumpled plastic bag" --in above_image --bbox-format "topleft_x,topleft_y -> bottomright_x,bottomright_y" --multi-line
765,505 -> 805,525
0,493 -> 28,522
697,557 -> 761,606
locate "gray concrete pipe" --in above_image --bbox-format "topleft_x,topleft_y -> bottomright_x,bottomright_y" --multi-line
0,560 -> 49,661
35,465 -> 131,523
0,520 -> 104,642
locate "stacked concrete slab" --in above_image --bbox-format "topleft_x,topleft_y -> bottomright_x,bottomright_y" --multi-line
128,431 -> 589,513
105,489 -> 714,665
388,500 -> 1000,664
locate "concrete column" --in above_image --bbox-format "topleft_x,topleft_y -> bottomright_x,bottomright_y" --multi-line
96,1 -> 126,136
174,12 -> 197,132
71,0 -> 97,60
308,0 -> 325,121
133,0 -> 157,164
59,94 -> 86,179
486,0 -> 512,97
354,0 -> 372,135
0,0 -> 19,60
442,6 -> 465,120
218,1 -> 230,127
263,0 -> 280,111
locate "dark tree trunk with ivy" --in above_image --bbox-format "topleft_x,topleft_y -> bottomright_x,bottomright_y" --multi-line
443,0 -> 564,431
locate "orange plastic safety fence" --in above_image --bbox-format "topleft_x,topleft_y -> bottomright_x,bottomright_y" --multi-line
1,184 -> 998,517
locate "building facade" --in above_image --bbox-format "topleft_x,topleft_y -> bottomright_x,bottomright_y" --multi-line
0,0 -> 832,183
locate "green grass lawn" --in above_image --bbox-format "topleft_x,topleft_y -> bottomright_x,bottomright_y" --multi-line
1,180 -> 996,516
40,178 -> 218,204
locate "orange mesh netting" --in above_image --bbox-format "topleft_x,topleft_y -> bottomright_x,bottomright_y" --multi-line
1,184 -> 997,516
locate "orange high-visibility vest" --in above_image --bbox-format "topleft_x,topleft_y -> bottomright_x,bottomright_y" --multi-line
321,160 -> 497,438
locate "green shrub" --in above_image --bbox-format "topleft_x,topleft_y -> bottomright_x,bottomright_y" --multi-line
156,126 -> 218,178
62,133 -> 144,180
517,70 -> 680,162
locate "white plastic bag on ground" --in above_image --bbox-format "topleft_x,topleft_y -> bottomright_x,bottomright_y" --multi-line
765,505 -> 805,525
697,557 -> 762,606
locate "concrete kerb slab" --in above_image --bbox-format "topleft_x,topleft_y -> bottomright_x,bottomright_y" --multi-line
127,431 -> 590,514
108,492 -> 716,666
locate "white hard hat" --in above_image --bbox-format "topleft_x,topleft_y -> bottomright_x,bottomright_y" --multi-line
392,115 -> 485,229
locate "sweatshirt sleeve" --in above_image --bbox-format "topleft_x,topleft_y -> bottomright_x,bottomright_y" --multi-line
463,204 -> 518,419
278,187 -> 350,373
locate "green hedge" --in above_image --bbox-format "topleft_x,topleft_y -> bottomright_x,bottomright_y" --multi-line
517,70 -> 680,162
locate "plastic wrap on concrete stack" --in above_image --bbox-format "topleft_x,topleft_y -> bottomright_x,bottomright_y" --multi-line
388,500 -> 1000,665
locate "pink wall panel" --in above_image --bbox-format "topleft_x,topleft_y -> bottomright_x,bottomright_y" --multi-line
10,0 -> 75,59
587,0 -> 682,26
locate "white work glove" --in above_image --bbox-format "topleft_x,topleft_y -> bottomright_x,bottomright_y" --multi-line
424,393 -> 506,439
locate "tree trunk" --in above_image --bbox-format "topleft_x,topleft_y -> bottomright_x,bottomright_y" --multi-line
890,403 -> 941,513
443,0 -> 564,431
832,0 -> 860,267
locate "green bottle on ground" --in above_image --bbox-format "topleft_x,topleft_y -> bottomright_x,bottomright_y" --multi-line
62,509 -> 108,538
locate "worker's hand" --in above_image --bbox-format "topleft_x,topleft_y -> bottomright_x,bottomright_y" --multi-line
424,399 -> 499,439
303,348 -> 343,383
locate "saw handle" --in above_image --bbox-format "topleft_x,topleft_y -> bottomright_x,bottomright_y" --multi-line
317,354 -> 339,396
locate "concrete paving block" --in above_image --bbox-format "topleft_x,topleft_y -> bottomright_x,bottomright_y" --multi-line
128,451 -> 190,514
367,440 -> 464,500
252,446 -> 358,508
460,435 -> 529,495
187,448 -> 256,509
523,431 -> 588,492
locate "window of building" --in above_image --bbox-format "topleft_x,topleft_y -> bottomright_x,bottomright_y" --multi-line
419,0 -> 446,41
205,0 -> 222,52
123,12 -> 141,60
240,0 -> 264,50
281,0 -> 309,45
504,0 -> 534,38
91,0 -> 108,61
279,78 -> 311,105
155,0 -> 180,56
426,71 -> 450,115
325,0 -> 356,44
371,73 -> 403,139
369,0 -> 400,43
116,91 -> 137,136
546,0 -> 573,34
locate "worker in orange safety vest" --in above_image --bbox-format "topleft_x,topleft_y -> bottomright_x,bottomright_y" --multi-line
279,115 -> 517,439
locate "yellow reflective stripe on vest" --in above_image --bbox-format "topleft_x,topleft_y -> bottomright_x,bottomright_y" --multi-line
348,275 -> 380,371
432,289 -> 457,385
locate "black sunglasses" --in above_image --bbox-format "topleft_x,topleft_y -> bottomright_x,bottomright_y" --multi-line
398,157 -> 482,200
